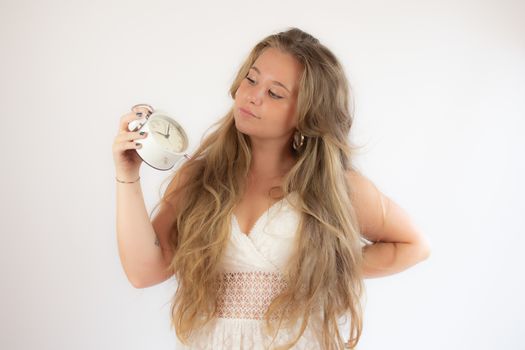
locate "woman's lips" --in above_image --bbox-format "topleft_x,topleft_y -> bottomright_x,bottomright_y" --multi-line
239,107 -> 259,119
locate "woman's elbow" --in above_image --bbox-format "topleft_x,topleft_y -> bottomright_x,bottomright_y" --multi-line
418,240 -> 432,261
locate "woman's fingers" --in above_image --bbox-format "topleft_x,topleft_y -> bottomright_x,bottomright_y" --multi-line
115,130 -> 148,142
113,139 -> 142,152
119,112 -> 143,133
118,104 -> 153,133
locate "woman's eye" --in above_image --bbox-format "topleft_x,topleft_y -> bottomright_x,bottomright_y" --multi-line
269,90 -> 282,99
245,77 -> 283,99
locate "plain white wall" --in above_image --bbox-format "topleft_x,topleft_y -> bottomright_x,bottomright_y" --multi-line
1,0 -> 523,349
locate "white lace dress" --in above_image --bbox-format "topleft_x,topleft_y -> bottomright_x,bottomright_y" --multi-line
175,192 -> 352,349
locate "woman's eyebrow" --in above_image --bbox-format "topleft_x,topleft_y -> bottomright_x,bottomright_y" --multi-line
249,66 -> 291,93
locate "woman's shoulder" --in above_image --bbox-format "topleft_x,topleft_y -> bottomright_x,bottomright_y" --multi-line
344,169 -> 388,242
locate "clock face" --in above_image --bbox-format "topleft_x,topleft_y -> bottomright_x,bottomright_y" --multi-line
148,116 -> 187,153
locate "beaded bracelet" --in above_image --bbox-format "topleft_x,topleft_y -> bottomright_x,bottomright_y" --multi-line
116,176 -> 140,184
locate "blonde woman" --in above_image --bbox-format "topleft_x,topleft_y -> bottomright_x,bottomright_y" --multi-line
112,27 -> 431,350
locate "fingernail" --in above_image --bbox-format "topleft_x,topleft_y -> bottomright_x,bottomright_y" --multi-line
139,131 -> 145,135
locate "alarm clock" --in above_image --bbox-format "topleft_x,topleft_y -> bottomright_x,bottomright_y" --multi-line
127,103 -> 191,171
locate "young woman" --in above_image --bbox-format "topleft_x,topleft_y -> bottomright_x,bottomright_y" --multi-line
112,27 -> 431,350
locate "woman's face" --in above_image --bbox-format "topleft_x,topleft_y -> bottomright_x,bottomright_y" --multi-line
233,47 -> 303,140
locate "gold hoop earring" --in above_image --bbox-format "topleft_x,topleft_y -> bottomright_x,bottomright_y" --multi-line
292,130 -> 305,151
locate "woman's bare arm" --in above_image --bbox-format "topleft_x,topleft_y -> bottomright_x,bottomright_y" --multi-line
116,179 -> 177,288
115,165 -> 190,289
346,170 -> 431,278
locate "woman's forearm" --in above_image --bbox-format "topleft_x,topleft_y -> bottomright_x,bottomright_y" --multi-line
361,241 -> 430,279
116,181 -> 167,288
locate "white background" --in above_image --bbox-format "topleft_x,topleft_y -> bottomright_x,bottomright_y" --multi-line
1,0 -> 523,349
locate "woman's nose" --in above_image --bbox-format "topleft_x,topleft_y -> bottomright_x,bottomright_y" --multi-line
247,86 -> 264,105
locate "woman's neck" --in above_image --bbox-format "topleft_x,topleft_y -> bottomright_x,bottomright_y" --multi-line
249,141 -> 295,180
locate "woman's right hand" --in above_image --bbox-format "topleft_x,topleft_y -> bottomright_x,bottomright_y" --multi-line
112,106 -> 150,181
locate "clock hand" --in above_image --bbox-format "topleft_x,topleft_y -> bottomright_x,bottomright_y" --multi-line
153,130 -> 168,137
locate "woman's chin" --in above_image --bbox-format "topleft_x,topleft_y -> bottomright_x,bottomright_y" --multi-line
233,116 -> 253,135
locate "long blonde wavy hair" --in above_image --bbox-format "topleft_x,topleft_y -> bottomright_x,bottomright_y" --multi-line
150,27 -> 368,349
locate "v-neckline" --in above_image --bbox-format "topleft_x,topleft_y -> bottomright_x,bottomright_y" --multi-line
232,195 -> 289,237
